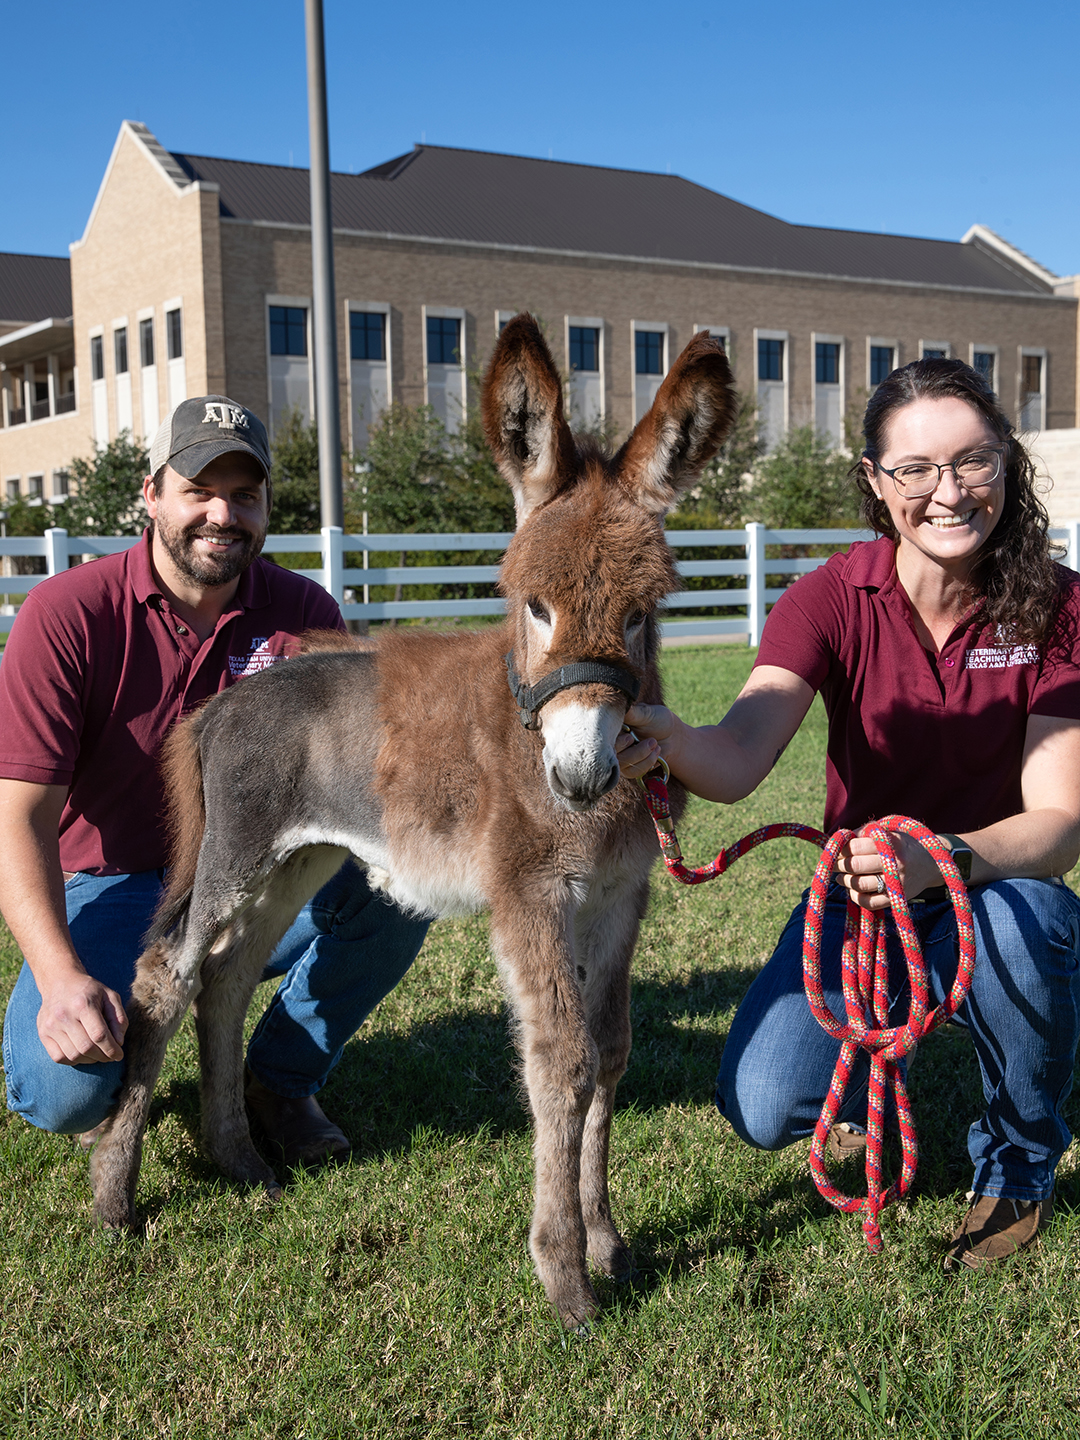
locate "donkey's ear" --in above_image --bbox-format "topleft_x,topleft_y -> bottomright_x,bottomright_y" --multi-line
482,313 -> 576,524
615,333 -> 737,516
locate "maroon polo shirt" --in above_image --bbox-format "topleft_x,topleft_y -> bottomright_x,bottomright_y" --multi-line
756,537 -> 1080,834
0,530 -> 344,875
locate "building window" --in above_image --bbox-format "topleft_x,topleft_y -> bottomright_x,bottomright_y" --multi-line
922,347 -> 948,360
91,335 -> 104,382
51,468 -> 69,499
114,328 -> 128,375
635,330 -> 664,376
426,315 -> 460,366
6,478 -> 20,501
815,342 -> 840,384
758,337 -> 784,381
140,318 -> 155,368
1021,353 -> 1044,431
270,306 -> 308,357
28,474 -> 43,500
167,308 -> 183,360
569,326 -> 600,372
350,311 -> 385,361
870,346 -> 894,386
972,351 -> 995,387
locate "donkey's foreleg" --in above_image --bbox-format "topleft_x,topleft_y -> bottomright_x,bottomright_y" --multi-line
576,892 -> 643,1281
493,908 -> 600,1329
89,940 -> 200,1230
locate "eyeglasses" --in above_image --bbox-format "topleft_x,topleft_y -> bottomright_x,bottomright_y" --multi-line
873,446 -> 1004,499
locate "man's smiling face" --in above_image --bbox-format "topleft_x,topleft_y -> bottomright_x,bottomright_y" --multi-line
147,453 -> 269,590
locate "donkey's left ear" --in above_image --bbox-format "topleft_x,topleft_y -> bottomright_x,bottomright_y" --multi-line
615,334 -> 737,516
482,313 -> 577,524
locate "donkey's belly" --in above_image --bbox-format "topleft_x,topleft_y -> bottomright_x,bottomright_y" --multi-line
271,820 -> 487,920
375,833 -> 489,919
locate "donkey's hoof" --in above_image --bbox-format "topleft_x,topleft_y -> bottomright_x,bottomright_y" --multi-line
553,1282 -> 599,1330
92,1199 -> 139,1233
262,1179 -> 284,1203
587,1230 -> 634,1280
561,1320 -> 594,1345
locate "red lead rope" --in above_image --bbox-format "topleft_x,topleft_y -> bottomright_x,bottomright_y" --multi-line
639,772 -> 976,1251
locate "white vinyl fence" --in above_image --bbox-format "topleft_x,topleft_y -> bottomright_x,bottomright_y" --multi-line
3,522 -> 1080,647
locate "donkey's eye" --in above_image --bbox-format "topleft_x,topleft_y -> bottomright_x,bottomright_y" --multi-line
627,609 -> 648,629
528,599 -> 551,625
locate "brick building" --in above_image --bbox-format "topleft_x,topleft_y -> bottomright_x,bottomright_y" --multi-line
2,120 -> 1077,513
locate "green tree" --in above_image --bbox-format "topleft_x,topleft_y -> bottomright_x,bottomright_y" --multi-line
1,493 -> 54,538
63,432 -> 149,536
670,390 -> 763,530
355,403 -> 451,534
268,407 -> 321,534
746,423 -> 862,529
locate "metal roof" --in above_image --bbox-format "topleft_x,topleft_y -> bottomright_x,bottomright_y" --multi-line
0,252 -> 73,326
171,144 -> 1051,296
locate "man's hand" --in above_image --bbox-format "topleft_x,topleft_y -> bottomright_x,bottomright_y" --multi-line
0,778 -> 130,1066
36,970 -> 127,1065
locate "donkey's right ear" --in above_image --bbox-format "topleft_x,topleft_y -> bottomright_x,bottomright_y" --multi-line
482,313 -> 576,524
615,333 -> 737,516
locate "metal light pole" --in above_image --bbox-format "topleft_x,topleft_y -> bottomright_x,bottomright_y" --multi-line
305,0 -> 343,529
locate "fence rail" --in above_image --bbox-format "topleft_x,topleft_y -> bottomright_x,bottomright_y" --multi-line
3,522 -> 1079,646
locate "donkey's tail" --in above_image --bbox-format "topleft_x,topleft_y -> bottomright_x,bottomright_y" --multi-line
145,711 -> 209,945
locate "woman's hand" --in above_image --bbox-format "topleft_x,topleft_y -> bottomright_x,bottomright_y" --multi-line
615,702 -> 676,780
835,828 -> 944,911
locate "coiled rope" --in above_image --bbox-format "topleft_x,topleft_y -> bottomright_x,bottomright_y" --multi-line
639,769 -> 976,1251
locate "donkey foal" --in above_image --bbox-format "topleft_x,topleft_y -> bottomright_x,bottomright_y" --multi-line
89,314 -> 736,1328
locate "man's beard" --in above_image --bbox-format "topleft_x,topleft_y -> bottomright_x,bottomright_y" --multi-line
154,515 -> 266,587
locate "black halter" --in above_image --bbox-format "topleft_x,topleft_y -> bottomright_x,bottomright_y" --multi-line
505,653 -> 640,731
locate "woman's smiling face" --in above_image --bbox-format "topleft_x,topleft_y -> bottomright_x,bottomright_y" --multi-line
862,395 -> 1006,577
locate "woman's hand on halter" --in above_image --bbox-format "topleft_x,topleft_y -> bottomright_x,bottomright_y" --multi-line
835,829 -> 945,910
615,703 -> 677,779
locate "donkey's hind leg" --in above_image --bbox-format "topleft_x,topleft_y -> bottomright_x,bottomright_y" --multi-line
89,940 -> 199,1230
195,845 -> 349,1184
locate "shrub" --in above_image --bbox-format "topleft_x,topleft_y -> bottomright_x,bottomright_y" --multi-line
63,432 -> 149,536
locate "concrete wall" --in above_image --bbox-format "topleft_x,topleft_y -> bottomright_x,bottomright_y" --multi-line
1031,428 -> 1080,524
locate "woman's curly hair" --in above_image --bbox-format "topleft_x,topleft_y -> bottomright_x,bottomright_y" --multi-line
850,358 -> 1063,647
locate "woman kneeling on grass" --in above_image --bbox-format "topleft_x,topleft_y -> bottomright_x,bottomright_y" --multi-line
617,357 -> 1080,1269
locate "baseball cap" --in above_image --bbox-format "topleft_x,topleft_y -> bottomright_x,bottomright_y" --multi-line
149,396 -> 273,492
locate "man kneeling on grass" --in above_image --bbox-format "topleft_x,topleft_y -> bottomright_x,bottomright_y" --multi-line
0,397 -> 428,1168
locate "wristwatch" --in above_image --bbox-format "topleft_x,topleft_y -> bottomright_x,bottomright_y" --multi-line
937,833 -> 973,884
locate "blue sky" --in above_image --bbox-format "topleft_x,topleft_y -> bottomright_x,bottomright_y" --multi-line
6,0 -> 1079,276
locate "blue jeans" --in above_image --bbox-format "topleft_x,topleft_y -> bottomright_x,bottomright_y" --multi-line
715,878 -> 1080,1203
4,862 -> 429,1135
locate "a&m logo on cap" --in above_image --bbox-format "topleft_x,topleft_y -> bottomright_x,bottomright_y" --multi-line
202,402 -> 249,431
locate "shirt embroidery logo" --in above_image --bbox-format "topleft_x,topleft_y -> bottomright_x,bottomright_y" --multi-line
228,637 -> 280,678
202,402 -> 249,431
965,644 -> 1038,670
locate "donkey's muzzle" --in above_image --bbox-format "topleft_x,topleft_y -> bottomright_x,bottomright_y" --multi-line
547,758 -> 621,810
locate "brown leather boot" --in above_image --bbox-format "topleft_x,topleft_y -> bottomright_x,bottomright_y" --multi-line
826,1122 -> 867,1162
75,1120 -> 108,1152
944,1192 -> 1053,1271
244,1067 -> 351,1169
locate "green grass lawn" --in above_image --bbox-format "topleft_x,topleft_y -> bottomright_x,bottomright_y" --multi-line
2,646 -> 1079,1438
